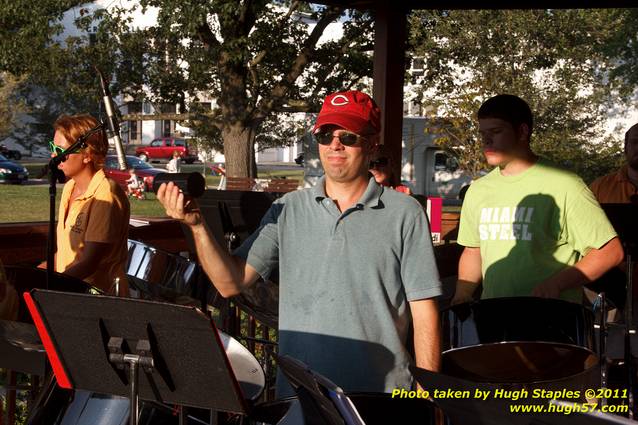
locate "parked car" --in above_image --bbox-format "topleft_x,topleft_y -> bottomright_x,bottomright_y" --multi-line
0,154 -> 28,184
0,144 -> 22,160
103,155 -> 165,192
135,137 -> 198,164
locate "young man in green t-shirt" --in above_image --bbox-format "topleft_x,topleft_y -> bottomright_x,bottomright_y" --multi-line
452,94 -> 624,304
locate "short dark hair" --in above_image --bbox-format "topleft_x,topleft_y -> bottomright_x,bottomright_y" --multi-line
478,94 -> 533,137
625,123 -> 638,150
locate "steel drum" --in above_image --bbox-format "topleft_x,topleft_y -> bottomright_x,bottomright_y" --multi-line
2,265 -> 96,323
219,329 -> 266,401
250,393 -> 441,425
126,239 -> 217,308
127,239 -> 279,328
441,297 -> 598,383
232,278 -> 279,329
1,265 -> 97,375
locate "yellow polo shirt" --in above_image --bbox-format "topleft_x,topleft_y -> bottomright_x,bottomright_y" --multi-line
56,169 -> 130,293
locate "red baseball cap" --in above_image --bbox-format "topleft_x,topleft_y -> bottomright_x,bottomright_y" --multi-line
313,90 -> 381,135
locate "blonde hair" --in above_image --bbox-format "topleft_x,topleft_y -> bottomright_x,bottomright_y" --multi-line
53,114 -> 108,169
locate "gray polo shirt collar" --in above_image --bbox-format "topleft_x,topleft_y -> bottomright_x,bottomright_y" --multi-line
311,175 -> 383,209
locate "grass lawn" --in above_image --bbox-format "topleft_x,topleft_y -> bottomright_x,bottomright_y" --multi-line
0,165 -> 463,222
0,165 -> 304,223
0,184 -> 168,222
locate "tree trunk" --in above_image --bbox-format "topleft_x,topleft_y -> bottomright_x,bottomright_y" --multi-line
222,124 -> 257,178
250,148 -> 258,177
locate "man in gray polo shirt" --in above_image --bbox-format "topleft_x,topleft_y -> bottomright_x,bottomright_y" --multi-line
157,90 -> 442,396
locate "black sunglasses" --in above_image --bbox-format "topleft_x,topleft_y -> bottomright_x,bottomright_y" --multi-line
314,131 -> 366,147
369,157 -> 389,169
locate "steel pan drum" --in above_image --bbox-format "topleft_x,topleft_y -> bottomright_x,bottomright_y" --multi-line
232,278 -> 279,329
127,239 -> 279,328
442,297 -> 598,383
219,330 -> 266,401
1,266 -> 97,375
250,393 -> 440,425
126,239 -> 216,308
2,265 -> 95,323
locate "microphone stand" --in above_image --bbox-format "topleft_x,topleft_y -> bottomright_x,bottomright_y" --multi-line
45,125 -> 104,289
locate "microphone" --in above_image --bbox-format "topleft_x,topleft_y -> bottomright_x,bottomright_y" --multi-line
95,66 -> 127,171
153,172 -> 206,198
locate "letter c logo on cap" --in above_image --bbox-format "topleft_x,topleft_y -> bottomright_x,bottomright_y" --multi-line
330,94 -> 349,106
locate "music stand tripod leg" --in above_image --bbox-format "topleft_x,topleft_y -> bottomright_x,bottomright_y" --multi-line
598,292 -> 608,407
626,252 -> 635,419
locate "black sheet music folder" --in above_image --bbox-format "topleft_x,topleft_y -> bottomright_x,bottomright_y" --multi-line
24,289 -> 249,414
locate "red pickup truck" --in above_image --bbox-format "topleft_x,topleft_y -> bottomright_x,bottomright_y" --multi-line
135,137 -> 198,164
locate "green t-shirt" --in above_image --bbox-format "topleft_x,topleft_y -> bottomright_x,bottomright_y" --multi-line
457,159 -> 617,302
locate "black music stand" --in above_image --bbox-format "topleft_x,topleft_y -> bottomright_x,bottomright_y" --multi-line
194,189 -> 278,251
191,189 -> 281,329
23,289 -> 251,425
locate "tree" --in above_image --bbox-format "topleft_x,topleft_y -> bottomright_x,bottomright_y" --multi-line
0,72 -> 28,140
81,1 -> 374,177
0,0 -> 116,151
605,8 -> 638,94
0,1 -> 374,176
407,9 -> 632,182
0,0 -> 99,109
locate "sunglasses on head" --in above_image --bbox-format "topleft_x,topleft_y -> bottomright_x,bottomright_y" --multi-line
314,131 -> 366,147
369,157 -> 389,169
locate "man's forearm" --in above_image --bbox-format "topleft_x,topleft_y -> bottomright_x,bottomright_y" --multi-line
411,299 -> 441,372
571,237 -> 624,285
190,222 -> 249,297
549,238 -> 624,291
452,247 -> 482,304
533,237 -> 625,298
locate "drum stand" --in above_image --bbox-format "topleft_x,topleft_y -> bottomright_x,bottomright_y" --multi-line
601,203 -> 638,417
598,250 -> 636,416
597,292 -> 608,407
623,250 -> 635,418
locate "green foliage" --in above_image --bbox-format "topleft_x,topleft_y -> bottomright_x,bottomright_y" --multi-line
95,2 -> 373,173
0,72 -> 28,139
0,1 -> 374,176
604,8 -> 638,94
408,9 -> 631,180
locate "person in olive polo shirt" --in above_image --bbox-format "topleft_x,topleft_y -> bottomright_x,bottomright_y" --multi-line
51,114 -> 130,295
452,95 -> 623,305
157,90 -> 442,396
